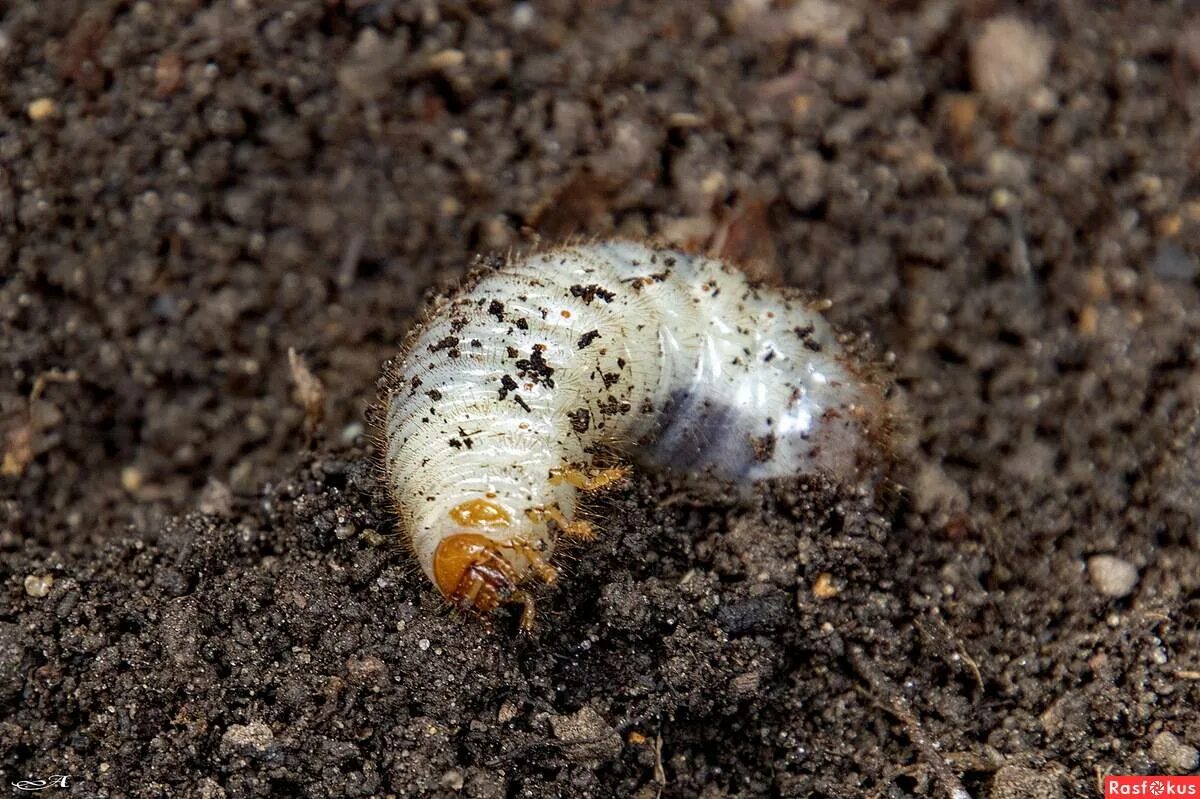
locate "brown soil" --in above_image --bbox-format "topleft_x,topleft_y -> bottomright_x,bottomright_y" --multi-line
3,1 -> 1199,797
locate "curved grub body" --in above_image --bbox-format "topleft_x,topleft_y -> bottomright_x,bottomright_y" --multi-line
380,240 -> 886,625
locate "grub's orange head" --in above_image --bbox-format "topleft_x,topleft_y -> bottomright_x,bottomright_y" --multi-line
432,532 -> 520,615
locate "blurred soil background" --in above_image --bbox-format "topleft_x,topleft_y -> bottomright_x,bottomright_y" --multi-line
2,0 -> 1200,796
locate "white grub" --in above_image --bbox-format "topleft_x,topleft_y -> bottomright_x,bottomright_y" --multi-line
379,241 -> 888,626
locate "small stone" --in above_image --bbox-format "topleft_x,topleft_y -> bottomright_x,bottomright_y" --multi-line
196,777 -> 226,799
986,149 -> 1030,187
2,424 -> 34,477
428,49 -> 465,71
730,669 -> 761,695
590,119 -> 656,181
785,0 -> 863,48
497,699 -> 519,723
197,477 -> 233,516
1151,731 -> 1200,773
221,721 -> 274,753
481,215 -> 513,249
970,16 -> 1051,106
550,706 -> 621,765
1039,692 -> 1086,737
24,574 -> 53,598
121,465 -> 144,493
1153,241 -> 1197,283
659,216 -> 715,250
337,29 -> 404,103
943,94 -> 979,138
1087,555 -> 1139,599
668,111 -> 704,128
699,171 -> 726,197
812,572 -> 839,599
154,51 -> 184,98
913,462 -> 969,516
29,400 -> 63,430
341,421 -> 365,443
27,97 -> 57,120
439,770 -> 465,791
1003,440 -> 1056,484
345,655 -> 388,688
1077,305 -> 1099,337
511,3 -> 535,31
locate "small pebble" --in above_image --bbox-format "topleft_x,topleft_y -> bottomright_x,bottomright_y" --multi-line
27,97 -> 57,121
812,572 -> 839,599
1152,241 -> 1197,283
337,29 -> 404,103
730,669 -> 762,694
497,700 -> 519,723
1151,731 -> 1200,773
1087,555 -> 1139,599
195,778 -> 224,799
785,0 -> 863,48
970,16 -> 1051,106
439,770 -> 465,791
154,52 -> 184,98
549,706 -> 622,765
221,721 -> 274,753
511,3 -> 535,31
121,465 -> 144,493
428,49 -> 465,71
341,421 -> 365,443
24,574 -> 53,598
198,477 -> 233,516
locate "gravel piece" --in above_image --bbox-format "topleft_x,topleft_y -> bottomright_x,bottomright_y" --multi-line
970,16 -> 1052,106
1151,731 -> 1200,773
1087,555 -> 1140,599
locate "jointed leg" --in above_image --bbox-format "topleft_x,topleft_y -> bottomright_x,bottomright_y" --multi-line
528,505 -> 596,541
549,464 -> 629,492
502,536 -> 560,584
512,589 -> 537,633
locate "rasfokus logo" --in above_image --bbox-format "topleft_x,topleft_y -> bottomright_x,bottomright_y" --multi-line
1106,777 -> 1200,797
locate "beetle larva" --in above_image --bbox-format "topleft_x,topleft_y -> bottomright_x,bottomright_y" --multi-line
379,240 -> 887,628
